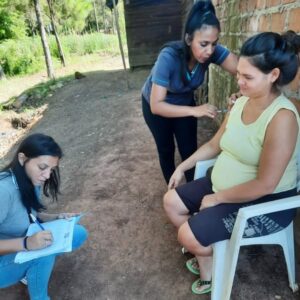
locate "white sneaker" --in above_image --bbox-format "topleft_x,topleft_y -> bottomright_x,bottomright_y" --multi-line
20,278 -> 27,285
182,247 -> 189,254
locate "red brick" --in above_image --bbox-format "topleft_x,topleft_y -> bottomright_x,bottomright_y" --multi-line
239,0 -> 248,13
270,12 -> 286,32
282,0 -> 294,4
265,0 -> 281,7
249,16 -> 259,32
256,0 -> 266,9
248,1 -> 257,11
289,8 -> 300,32
258,15 -> 271,31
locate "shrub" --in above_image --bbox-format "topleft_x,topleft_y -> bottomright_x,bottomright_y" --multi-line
0,37 -> 44,75
0,32 -> 126,77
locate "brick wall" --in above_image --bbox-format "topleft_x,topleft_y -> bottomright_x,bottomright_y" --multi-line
210,0 -> 300,109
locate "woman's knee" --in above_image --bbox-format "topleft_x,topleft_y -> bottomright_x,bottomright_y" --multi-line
72,224 -> 88,250
163,189 -> 177,215
164,189 -> 188,216
178,222 -> 209,255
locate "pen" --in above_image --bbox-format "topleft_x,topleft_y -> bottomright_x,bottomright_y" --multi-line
30,213 -> 45,231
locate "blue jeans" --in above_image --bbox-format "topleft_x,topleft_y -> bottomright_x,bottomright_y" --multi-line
0,224 -> 88,300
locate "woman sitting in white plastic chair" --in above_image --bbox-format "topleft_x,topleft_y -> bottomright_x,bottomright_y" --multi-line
164,31 -> 300,295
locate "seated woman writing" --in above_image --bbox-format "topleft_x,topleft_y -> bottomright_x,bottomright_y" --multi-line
163,31 -> 300,295
0,133 -> 88,300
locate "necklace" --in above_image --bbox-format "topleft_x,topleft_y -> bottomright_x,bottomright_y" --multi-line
187,63 -> 199,81
190,63 -> 199,76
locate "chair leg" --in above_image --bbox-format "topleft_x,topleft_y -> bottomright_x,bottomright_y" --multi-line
280,222 -> 299,292
212,240 -> 241,300
211,241 -> 227,300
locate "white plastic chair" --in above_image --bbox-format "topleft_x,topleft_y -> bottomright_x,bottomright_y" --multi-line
194,158 -> 300,300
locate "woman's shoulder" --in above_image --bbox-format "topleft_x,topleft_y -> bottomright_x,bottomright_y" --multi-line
272,94 -> 299,116
232,96 -> 248,109
0,172 -> 16,194
158,41 -> 183,61
209,44 -> 230,65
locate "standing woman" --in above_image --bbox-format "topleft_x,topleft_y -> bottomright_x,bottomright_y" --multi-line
0,133 -> 88,300
142,0 -> 238,183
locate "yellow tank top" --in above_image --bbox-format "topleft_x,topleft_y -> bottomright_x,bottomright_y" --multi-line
211,94 -> 300,193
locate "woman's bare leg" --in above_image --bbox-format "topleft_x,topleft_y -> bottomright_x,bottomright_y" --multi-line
163,189 -> 190,228
178,222 -> 213,293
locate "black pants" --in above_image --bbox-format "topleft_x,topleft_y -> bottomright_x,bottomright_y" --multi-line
142,96 -> 197,183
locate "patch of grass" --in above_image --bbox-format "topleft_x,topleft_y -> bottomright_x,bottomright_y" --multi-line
0,75 -> 73,112
0,33 -> 125,77
21,76 -> 73,111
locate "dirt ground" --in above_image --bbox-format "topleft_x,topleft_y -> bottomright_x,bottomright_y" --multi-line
0,57 -> 300,300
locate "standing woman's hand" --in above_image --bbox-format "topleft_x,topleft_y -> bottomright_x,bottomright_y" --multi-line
192,104 -> 218,118
227,91 -> 241,111
168,167 -> 185,190
26,231 -> 53,250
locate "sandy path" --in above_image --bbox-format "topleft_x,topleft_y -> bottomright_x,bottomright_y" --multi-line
0,63 -> 299,300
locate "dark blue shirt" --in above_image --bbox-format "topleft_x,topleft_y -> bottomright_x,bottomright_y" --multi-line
142,43 -> 230,106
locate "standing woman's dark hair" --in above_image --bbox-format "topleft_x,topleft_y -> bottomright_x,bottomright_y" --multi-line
1,133 -> 63,212
183,1 -> 220,59
240,31 -> 300,88
166,0 -> 221,85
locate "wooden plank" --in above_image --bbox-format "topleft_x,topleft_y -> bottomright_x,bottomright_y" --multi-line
124,0 -> 184,68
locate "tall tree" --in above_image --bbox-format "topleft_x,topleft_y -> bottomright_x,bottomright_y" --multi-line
112,0 -> 128,88
46,0 -> 66,66
33,0 -> 55,79
0,0 -> 27,41
93,0 -> 99,32
53,0 -> 92,34
100,0 -> 107,32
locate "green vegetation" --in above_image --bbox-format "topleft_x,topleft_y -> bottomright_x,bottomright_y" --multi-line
0,32 -> 121,76
0,0 -> 127,77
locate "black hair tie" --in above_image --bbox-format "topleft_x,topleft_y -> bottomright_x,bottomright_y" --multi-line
23,236 -> 29,250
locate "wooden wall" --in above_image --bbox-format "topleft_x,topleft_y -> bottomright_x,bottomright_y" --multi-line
124,0 -> 192,68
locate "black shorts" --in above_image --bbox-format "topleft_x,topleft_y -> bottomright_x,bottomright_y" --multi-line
175,177 -> 297,247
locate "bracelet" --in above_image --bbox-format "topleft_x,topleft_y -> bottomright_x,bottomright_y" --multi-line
23,236 -> 29,251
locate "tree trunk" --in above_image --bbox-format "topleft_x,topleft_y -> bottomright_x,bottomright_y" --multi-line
47,0 -> 66,67
93,0 -> 100,32
0,65 -> 5,80
111,10 -> 115,34
112,0 -> 129,88
100,0 -> 107,32
33,0 -> 55,79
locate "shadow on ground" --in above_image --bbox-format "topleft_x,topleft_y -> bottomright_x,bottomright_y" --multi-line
0,68 -> 299,300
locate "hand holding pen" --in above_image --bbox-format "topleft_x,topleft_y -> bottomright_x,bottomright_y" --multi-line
24,214 -> 53,250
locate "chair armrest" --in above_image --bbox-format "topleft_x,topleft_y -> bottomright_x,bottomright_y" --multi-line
194,158 -> 217,180
237,194 -> 300,220
228,194 -> 300,247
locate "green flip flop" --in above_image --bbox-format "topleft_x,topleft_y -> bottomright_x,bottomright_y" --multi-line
191,278 -> 212,295
185,257 -> 200,275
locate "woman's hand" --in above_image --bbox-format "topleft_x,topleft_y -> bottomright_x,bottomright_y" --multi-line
192,104 -> 218,118
57,212 -> 80,220
27,231 -> 53,250
199,193 -> 220,211
168,168 -> 185,190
